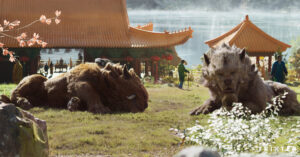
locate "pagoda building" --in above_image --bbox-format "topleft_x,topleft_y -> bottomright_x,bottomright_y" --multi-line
205,15 -> 291,73
0,0 -> 193,83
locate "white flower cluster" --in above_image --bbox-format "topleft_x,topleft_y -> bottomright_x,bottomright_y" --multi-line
171,91 -> 299,156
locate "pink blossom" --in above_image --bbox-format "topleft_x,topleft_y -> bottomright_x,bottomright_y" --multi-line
0,27 -> 3,32
9,56 -> 15,62
0,43 -> 4,48
4,20 -> 9,26
46,19 -> 51,25
19,40 -> 26,47
27,40 -> 34,47
55,10 -> 61,17
55,18 -> 61,24
20,33 -> 27,39
16,36 -> 22,42
8,25 -> 14,29
40,15 -> 46,23
37,40 -> 43,45
41,42 -> 48,48
2,48 -> 9,56
8,51 -> 13,57
33,33 -> 39,39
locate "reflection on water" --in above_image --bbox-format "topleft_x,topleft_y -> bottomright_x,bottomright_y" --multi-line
128,10 -> 300,67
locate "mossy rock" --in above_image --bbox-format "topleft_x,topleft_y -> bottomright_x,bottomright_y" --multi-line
0,102 -> 48,157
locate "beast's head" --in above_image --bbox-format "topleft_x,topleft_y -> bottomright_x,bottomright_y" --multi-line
202,43 -> 253,110
99,63 -> 149,113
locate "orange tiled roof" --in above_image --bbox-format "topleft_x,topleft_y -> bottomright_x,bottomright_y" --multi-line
205,15 -> 291,53
0,0 -> 193,48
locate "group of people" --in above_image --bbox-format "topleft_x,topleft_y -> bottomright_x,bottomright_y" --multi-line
43,62 -> 54,77
177,54 -> 288,89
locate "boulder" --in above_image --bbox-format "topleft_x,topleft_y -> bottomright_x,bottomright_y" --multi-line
0,101 -> 48,157
174,147 -> 297,157
174,146 -> 221,157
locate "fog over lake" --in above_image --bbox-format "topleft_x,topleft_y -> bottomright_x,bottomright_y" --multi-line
128,10 -> 300,67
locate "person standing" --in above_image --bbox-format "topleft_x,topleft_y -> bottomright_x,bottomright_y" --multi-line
12,56 -> 23,84
271,55 -> 288,83
44,63 -> 49,76
50,61 -> 54,75
178,60 -> 189,89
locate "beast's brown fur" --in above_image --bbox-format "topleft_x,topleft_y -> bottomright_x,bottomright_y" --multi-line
1,63 -> 148,113
191,43 -> 300,115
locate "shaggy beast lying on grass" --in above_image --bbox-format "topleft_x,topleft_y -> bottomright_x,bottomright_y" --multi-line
191,43 -> 300,115
1,63 -> 148,113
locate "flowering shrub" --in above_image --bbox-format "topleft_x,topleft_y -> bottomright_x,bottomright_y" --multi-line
0,10 -> 61,62
170,91 -> 299,156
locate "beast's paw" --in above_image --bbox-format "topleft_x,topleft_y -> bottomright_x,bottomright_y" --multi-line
190,105 -> 210,115
67,97 -> 80,112
16,97 -> 32,110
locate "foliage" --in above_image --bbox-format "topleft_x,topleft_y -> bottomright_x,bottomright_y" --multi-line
0,11 -> 61,62
286,69 -> 299,82
289,37 -> 300,80
171,92 -> 300,156
158,61 -> 176,77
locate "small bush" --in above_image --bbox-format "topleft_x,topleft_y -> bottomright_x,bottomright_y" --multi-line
170,92 -> 299,156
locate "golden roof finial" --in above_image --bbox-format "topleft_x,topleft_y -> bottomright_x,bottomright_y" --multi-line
245,15 -> 249,21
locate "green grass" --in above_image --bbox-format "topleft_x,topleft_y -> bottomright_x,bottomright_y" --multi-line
0,84 -> 17,96
0,83 -> 299,156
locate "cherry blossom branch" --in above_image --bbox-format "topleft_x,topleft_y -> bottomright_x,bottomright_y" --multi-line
0,10 -> 61,62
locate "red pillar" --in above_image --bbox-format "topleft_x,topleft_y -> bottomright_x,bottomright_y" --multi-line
151,61 -> 155,77
268,55 -> 272,72
155,62 -> 158,83
256,56 -> 260,68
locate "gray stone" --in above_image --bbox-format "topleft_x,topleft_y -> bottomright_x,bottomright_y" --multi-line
0,101 -> 48,157
174,146 -> 221,157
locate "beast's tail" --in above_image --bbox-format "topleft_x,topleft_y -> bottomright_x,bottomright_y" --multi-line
0,95 -> 12,104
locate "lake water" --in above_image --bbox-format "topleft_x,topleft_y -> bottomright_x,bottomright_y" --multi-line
128,10 -> 300,67
42,10 -> 300,68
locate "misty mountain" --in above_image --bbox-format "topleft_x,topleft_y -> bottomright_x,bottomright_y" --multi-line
126,0 -> 299,11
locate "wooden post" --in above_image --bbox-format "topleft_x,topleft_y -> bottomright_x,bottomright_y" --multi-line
83,49 -> 87,63
155,61 -> 158,83
151,61 -> 154,77
145,61 -> 149,76
268,55 -> 272,72
256,56 -> 260,68
135,59 -> 141,77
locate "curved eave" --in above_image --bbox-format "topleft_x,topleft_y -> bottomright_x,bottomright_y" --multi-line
205,22 -> 243,47
133,22 -> 154,31
128,26 -> 193,48
244,20 -> 291,50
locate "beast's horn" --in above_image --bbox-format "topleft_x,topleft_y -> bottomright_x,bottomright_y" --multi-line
123,65 -> 131,79
204,54 -> 210,65
240,48 -> 246,61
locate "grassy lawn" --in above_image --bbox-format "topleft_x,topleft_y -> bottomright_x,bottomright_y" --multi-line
0,83 -> 299,156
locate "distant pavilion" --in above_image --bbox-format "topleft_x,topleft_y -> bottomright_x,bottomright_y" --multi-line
0,0 -> 193,83
205,15 -> 291,72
